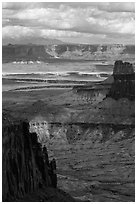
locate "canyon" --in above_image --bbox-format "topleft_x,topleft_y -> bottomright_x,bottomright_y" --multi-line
2,60 -> 135,201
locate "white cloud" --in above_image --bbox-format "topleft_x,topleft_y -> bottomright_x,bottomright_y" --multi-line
40,29 -> 84,38
2,26 -> 35,38
2,25 -> 92,40
2,2 -> 135,44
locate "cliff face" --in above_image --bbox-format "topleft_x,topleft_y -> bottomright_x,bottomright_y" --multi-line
46,44 -> 135,60
2,44 -> 135,63
2,113 -> 51,201
107,61 -> 135,100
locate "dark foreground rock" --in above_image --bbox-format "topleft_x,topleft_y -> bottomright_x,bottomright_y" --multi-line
2,112 -> 75,202
15,187 -> 76,202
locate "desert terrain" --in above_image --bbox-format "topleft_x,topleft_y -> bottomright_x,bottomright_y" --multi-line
2,60 -> 135,201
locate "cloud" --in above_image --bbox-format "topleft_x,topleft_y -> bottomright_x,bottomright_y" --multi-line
95,2 -> 135,13
2,2 -> 135,44
2,26 -> 35,39
2,2 -> 135,12
2,25 -> 91,39
2,2 -> 43,10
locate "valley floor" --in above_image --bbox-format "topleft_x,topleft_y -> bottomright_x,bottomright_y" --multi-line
49,132 -> 134,202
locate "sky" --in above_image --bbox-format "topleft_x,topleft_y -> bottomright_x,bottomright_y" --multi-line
2,2 -> 135,45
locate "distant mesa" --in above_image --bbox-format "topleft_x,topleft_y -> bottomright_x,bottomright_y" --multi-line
2,43 -> 135,63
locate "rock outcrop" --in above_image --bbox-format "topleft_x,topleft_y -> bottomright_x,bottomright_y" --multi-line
113,60 -> 134,75
71,60 -> 135,103
107,60 -> 135,100
2,112 -> 75,202
2,113 -> 52,201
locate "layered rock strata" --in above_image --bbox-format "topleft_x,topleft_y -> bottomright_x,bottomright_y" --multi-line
2,44 -> 135,63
